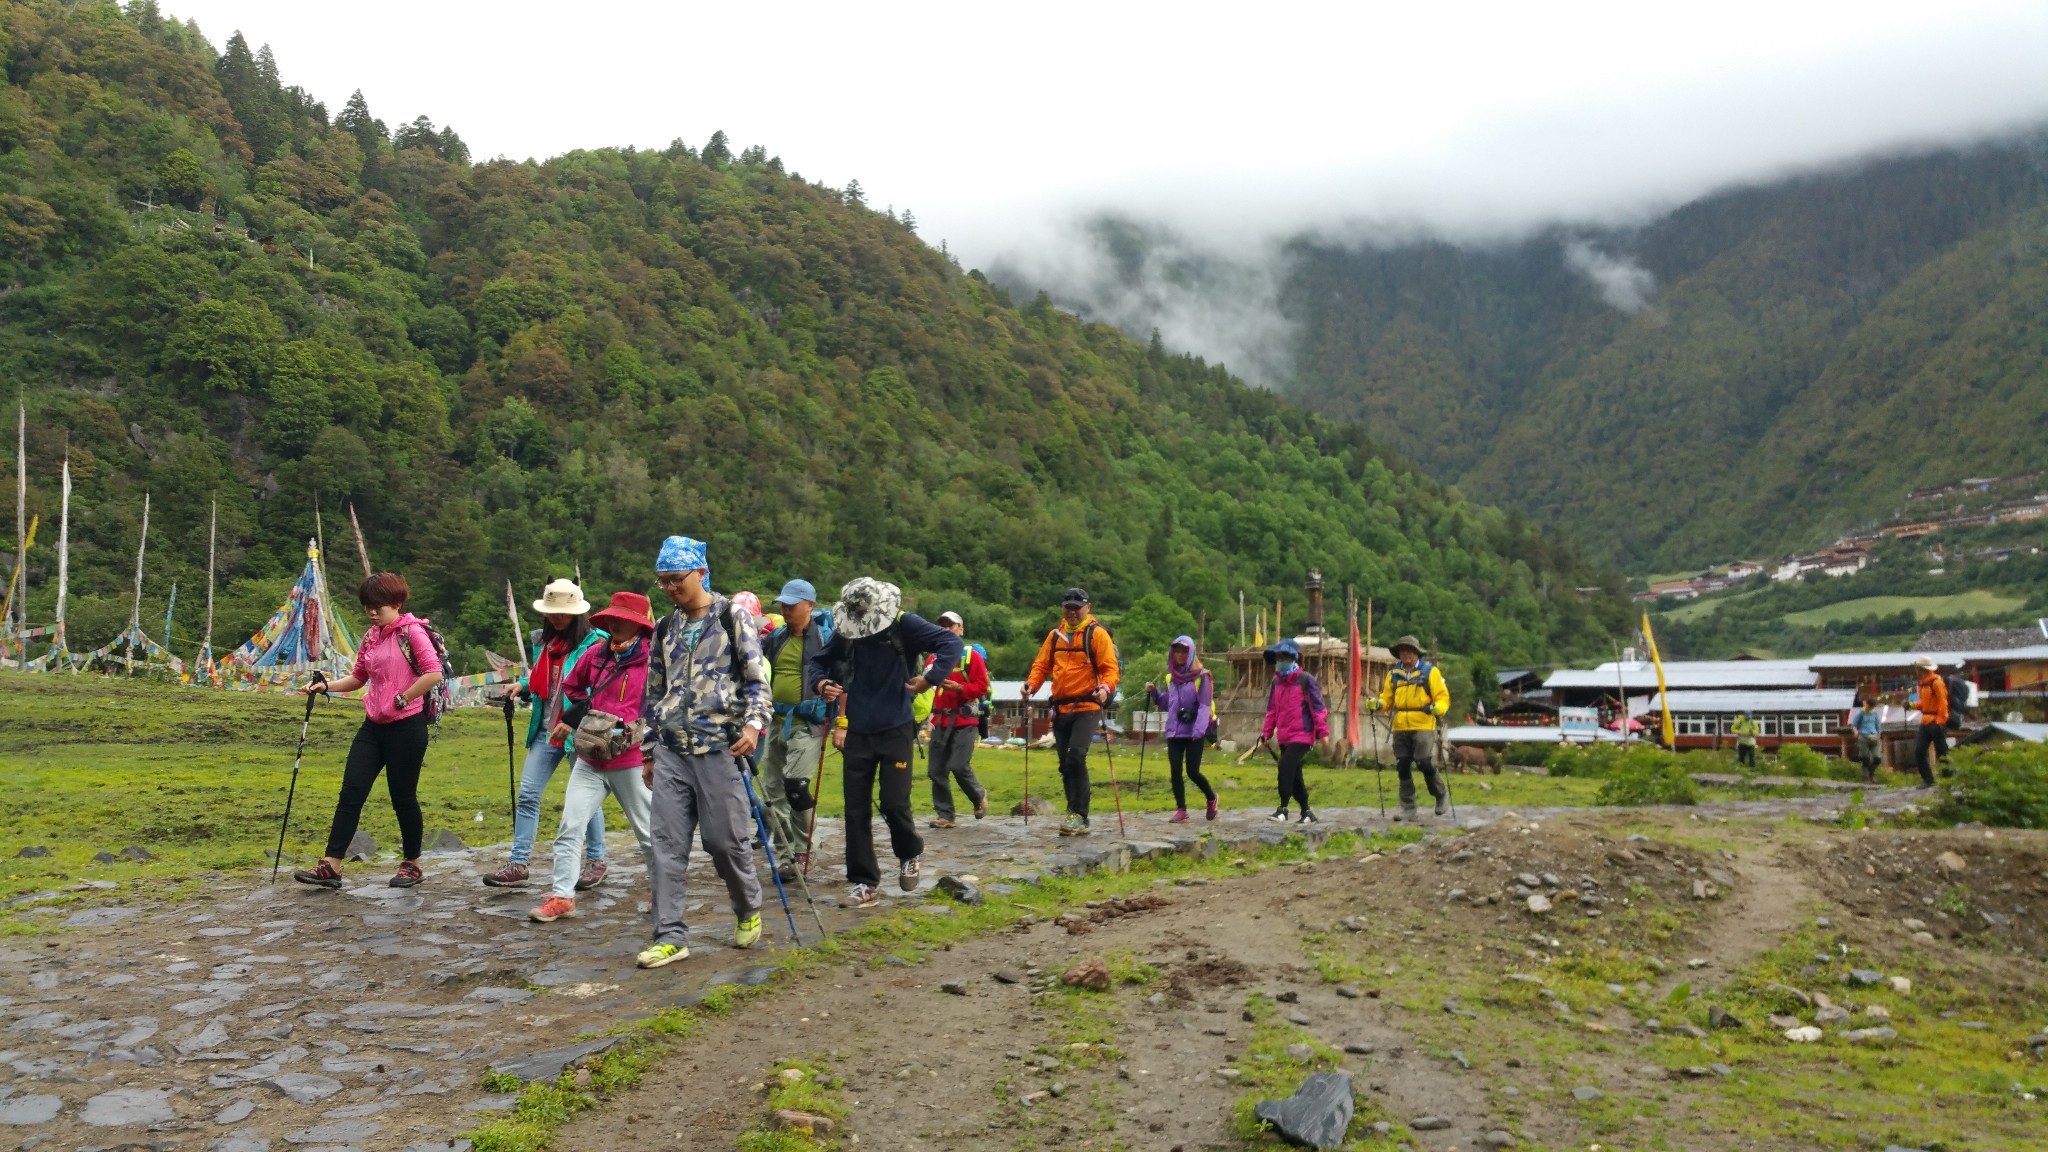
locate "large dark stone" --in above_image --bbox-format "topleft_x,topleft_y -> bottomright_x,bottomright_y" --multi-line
13,846 -> 51,858
345,831 -> 377,862
487,1036 -> 624,1083
935,875 -> 983,906
1253,1071 -> 1354,1149
119,845 -> 157,862
423,829 -> 466,853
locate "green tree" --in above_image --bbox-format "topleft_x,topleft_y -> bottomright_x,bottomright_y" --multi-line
1115,593 -> 1197,660
701,130 -> 732,167
160,298 -> 284,393
155,148 -> 209,207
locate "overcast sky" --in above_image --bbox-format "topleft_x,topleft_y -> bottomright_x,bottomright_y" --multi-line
173,0 -> 2048,262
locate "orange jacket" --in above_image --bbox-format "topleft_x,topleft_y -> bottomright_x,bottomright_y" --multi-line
1025,615 -> 1119,713
1916,671 -> 1948,727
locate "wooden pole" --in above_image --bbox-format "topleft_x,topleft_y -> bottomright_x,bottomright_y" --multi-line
53,454 -> 68,661
504,579 -> 526,671
14,400 -> 24,641
347,502 -> 372,579
1238,590 -> 1245,646
202,497 -> 217,676
126,493 -> 149,673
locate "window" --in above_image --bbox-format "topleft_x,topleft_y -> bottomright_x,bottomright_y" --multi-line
1674,715 -> 1715,737
1784,713 -> 1835,737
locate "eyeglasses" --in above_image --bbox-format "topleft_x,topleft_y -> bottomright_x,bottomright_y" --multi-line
655,573 -> 692,588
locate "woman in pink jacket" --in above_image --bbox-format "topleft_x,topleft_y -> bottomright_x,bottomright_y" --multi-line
1260,639 -> 1329,825
529,592 -> 658,924
294,572 -> 444,889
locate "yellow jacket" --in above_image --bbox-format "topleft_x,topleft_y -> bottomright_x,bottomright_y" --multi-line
1377,662 -> 1448,732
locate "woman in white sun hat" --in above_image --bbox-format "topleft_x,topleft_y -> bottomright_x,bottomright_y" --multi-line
482,579 -> 612,889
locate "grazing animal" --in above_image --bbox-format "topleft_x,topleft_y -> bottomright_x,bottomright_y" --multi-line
1447,744 -> 1501,774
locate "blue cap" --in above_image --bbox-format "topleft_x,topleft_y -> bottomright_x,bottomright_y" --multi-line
656,536 -> 709,587
772,578 -> 817,607
1267,638 -> 1301,660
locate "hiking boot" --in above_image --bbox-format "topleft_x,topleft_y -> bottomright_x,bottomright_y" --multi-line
974,794 -> 989,820
899,856 -> 922,892
1058,813 -> 1084,836
1399,806 -> 1418,821
734,912 -> 763,949
839,884 -> 881,909
1269,808 -> 1290,823
389,861 -> 424,888
481,862 -> 529,888
1433,796 -> 1450,817
1300,810 -> 1320,824
776,860 -> 798,883
1206,797 -> 1219,821
293,859 -> 343,889
529,896 -> 575,922
1168,808 -> 1190,824
636,942 -> 688,969
575,860 -> 608,891
927,817 -> 955,829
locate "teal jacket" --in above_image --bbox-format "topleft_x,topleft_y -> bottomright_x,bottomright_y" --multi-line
521,627 -> 609,748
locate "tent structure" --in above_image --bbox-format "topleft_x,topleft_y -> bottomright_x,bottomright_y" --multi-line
214,539 -> 356,689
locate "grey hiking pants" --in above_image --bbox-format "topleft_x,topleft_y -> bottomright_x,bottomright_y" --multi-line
928,723 -> 987,821
758,716 -> 823,858
649,743 -> 761,948
1391,729 -> 1444,809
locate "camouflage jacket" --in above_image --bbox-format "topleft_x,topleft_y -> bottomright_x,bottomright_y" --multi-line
640,595 -> 773,756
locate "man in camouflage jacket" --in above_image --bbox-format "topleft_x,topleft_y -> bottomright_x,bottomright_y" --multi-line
631,536 -> 773,969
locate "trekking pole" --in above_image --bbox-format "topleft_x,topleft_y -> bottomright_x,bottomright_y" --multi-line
500,688 -> 518,816
739,761 -> 803,944
273,671 -> 324,882
800,725 -> 831,878
1100,711 -> 1127,837
1369,710 -> 1386,817
1436,721 -> 1457,820
1020,700 -> 1032,827
1136,713 -> 1148,801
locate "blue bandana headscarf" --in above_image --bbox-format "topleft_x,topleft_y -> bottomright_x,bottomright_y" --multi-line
655,536 -> 709,589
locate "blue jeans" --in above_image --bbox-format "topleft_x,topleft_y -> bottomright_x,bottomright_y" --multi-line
511,740 -> 604,866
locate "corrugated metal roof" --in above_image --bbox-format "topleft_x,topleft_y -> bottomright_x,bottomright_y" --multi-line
1546,659 -> 1816,690
1445,725 -> 1624,745
1979,722 -> 2048,744
1809,652 -> 1961,668
1648,689 -> 1856,713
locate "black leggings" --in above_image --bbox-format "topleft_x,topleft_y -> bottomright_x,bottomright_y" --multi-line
1275,742 -> 1310,813
1053,710 -> 1099,818
1166,737 -> 1214,809
323,713 -> 429,860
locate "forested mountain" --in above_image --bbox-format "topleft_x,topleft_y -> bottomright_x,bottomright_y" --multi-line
1280,136 -> 2048,570
0,1 -> 1625,671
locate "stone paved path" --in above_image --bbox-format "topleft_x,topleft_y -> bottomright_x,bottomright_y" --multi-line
0,786 -> 1922,1150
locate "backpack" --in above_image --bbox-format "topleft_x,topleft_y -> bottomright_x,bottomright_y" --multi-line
394,618 -> 456,735
1944,673 -> 1969,729
654,601 -> 749,685
1045,621 -> 1120,704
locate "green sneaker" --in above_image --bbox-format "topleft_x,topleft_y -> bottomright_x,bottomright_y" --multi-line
636,942 -> 689,969
734,912 -> 762,949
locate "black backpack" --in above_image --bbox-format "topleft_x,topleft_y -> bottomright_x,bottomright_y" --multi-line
394,618 -> 456,734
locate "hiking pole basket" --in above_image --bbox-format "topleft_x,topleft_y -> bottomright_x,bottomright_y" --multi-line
273,671 -> 324,882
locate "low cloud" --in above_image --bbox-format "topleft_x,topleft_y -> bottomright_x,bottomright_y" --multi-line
1563,240 -> 1657,313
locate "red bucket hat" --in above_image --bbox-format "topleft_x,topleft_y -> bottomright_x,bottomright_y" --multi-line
590,591 -> 656,632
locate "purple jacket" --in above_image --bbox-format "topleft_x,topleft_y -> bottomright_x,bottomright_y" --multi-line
1147,639 -> 1213,739
1262,669 -> 1330,746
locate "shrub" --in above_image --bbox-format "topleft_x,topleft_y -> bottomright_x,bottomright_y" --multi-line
1595,749 -> 1700,806
1931,746 -> 2048,829
1776,743 -> 1826,779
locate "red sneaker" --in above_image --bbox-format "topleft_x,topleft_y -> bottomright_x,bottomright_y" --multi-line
481,862 -> 529,887
1205,797 -> 1220,821
293,859 -> 343,888
530,896 -> 576,922
389,860 -> 424,888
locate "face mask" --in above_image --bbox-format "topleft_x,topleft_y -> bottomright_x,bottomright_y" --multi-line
1275,659 -> 1297,675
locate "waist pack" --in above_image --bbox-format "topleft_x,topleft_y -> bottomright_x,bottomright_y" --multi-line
573,708 -> 645,764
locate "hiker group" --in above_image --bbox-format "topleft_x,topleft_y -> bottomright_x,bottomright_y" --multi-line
279,540 -> 1453,967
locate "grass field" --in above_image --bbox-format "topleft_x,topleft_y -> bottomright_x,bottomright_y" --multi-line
0,672 -> 1612,920
1780,589 -> 2027,627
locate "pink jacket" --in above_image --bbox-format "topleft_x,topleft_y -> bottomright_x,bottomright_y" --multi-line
559,637 -> 650,770
352,613 -> 441,724
1261,669 -> 1330,746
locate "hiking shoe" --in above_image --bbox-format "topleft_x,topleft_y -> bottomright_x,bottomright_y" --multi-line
530,896 -> 576,922
389,861 -> 424,888
1206,797 -> 1219,821
575,860 -> 608,891
1398,806 -> 1418,821
481,862 -> 529,888
1058,813 -> 1084,836
1168,808 -> 1190,824
839,884 -> 881,909
1269,808 -> 1290,823
734,912 -> 763,949
776,860 -> 798,882
899,856 -> 922,892
636,942 -> 688,969
1300,810 -> 1320,824
927,817 -> 955,829
974,794 -> 989,819
293,859 -> 343,888
1433,797 -> 1449,817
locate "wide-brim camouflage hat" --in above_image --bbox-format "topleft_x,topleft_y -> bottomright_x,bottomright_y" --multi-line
833,577 -> 901,640
1390,635 -> 1424,657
